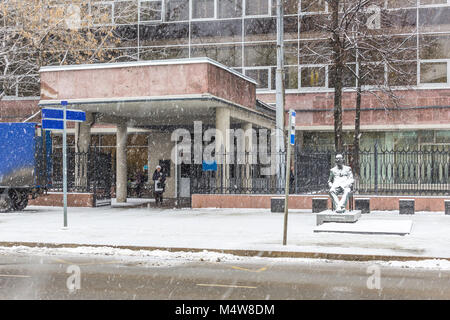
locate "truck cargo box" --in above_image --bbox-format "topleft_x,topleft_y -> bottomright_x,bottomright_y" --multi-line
0,123 -> 51,188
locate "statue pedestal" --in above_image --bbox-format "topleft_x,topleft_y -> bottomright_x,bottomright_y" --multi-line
316,210 -> 361,226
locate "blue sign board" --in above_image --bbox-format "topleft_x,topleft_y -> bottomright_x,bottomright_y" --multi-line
202,160 -> 217,171
42,108 -> 86,122
42,119 -> 64,130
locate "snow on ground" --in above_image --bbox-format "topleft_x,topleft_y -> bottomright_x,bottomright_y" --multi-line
1,245 -> 450,270
0,202 -> 449,260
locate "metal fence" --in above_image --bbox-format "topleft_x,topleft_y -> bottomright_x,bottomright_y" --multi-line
191,145 -> 450,196
189,152 -> 287,195
50,150 -> 112,205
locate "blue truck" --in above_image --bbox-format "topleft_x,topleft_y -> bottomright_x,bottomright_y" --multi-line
0,123 -> 52,212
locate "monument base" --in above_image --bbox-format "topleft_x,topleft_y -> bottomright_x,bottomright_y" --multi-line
313,220 -> 413,235
316,210 -> 361,226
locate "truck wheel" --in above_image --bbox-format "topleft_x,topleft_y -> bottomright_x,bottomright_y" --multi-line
0,192 -> 13,213
11,190 -> 28,211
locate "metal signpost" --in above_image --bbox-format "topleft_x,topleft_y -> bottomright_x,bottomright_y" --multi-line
42,102 -> 86,229
283,110 -> 296,245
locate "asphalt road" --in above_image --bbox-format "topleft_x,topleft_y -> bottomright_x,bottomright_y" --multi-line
0,252 -> 449,300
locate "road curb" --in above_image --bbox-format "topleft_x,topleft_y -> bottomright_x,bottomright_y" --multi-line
0,241 -> 449,262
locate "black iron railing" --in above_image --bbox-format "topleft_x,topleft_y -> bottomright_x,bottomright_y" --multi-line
191,146 -> 449,196
49,150 -> 112,204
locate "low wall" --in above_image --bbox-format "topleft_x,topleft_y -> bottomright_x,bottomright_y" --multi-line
29,192 -> 94,207
191,194 -> 449,212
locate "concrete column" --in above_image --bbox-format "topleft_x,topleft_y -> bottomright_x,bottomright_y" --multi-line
216,108 -> 231,190
215,108 -> 231,155
243,122 -> 253,190
116,123 -> 128,203
75,112 -> 93,188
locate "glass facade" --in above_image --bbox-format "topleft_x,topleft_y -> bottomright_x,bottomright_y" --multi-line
52,133 -> 150,181
4,0 -> 450,97
303,130 -> 450,151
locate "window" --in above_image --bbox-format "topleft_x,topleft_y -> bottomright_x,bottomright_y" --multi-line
271,66 -> 298,90
388,36 -> 417,61
140,0 -> 162,22
420,62 -> 447,84
271,0 -> 299,15
192,0 -> 215,19
191,20 -> 242,44
165,0 -> 189,21
92,2 -> 113,25
191,45 -> 242,67
284,16 -> 298,40
109,48 -> 139,62
299,40 -> 332,64
245,0 -> 269,16
420,6 -> 450,32
388,62 -> 417,86
301,66 -> 325,87
387,0 -> 416,8
244,43 -> 276,67
301,0 -> 326,13
218,0 -> 242,18
284,41 -> 298,66
383,9 -> 417,32
245,68 -> 269,89
245,17 -> 276,41
328,64 -> 356,88
420,35 -> 450,59
300,14 -> 329,39
360,63 -> 386,86
128,134 -> 148,146
112,25 -> 138,48
139,23 -> 189,46
114,1 -> 138,24
140,46 -> 189,60
436,131 -> 450,144
420,0 -> 447,5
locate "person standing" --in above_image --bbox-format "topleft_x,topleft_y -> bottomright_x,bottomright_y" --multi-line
135,170 -> 145,198
152,165 -> 166,206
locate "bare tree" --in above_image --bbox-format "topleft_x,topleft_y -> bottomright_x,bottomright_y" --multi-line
342,1 -> 419,178
0,0 -> 117,100
301,1 -> 419,168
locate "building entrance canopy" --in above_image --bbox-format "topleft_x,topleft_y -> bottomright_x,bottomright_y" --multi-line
38,58 -> 276,204
38,57 -> 274,128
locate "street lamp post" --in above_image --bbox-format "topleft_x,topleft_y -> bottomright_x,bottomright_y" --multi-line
276,0 -> 286,192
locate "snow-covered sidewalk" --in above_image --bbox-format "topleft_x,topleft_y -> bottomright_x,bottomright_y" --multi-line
0,202 -> 449,259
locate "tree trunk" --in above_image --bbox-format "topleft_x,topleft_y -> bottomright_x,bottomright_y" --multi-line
353,78 -> 362,179
331,0 -> 344,154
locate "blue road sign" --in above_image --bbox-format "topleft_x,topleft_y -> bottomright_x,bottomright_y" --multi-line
42,119 -> 64,130
42,108 -> 86,122
202,160 -> 217,171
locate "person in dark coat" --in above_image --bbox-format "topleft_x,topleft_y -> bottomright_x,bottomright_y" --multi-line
135,170 -> 145,198
152,165 -> 166,205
